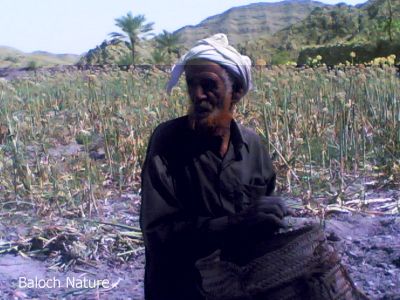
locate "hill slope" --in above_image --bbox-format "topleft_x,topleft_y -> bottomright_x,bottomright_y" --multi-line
174,0 -> 330,47
273,0 -> 399,50
273,3 -> 361,49
0,46 -> 81,68
270,0 -> 400,63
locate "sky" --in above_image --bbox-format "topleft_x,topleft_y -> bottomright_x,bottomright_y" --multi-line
0,0 -> 368,55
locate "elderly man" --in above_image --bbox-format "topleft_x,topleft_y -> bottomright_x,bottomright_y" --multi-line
140,34 -> 288,300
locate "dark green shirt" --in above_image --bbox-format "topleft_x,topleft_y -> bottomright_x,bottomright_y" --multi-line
140,115 -> 276,300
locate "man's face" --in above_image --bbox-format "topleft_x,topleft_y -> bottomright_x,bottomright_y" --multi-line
184,60 -> 234,132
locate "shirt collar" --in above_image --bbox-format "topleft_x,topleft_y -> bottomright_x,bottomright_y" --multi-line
185,116 -> 250,157
230,119 -> 250,155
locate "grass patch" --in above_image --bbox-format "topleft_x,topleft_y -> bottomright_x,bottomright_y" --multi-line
0,65 -> 398,216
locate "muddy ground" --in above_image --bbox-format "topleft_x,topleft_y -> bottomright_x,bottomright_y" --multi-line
0,192 -> 399,300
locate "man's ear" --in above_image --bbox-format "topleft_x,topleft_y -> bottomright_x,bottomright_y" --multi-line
231,86 -> 244,104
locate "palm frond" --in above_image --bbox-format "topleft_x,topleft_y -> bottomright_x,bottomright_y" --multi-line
141,22 -> 155,34
109,32 -> 126,39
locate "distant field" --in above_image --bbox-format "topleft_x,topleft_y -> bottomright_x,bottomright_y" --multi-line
0,65 -> 398,216
0,46 -> 80,68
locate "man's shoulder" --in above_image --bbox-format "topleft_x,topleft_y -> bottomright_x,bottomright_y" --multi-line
236,122 -> 263,145
152,116 -> 188,138
148,116 -> 189,152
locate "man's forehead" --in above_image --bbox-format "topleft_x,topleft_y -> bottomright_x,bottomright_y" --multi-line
184,59 -> 226,75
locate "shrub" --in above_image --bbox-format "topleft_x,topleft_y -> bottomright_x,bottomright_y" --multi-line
26,60 -> 39,70
297,39 -> 400,65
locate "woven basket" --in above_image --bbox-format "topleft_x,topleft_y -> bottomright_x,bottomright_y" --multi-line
195,225 -> 369,300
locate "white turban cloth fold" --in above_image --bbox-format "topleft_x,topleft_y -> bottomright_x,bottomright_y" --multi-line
166,33 -> 252,95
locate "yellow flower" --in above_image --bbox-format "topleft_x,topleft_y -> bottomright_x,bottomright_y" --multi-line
316,55 -> 322,61
387,54 -> 396,66
285,61 -> 297,67
372,57 -> 387,65
256,58 -> 267,67
350,51 -> 356,58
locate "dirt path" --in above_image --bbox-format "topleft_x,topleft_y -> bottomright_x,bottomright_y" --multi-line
0,196 -> 399,299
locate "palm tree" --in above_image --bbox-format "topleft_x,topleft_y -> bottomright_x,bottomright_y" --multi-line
155,30 -> 182,59
148,48 -> 168,65
109,13 -> 154,65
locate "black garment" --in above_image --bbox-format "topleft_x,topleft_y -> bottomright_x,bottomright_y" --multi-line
140,115 -> 276,300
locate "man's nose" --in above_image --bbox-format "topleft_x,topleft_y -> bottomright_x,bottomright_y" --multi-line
192,85 -> 207,101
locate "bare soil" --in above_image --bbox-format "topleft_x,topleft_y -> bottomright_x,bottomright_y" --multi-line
1,194 -> 399,300
0,195 -> 145,300
302,214 -> 400,299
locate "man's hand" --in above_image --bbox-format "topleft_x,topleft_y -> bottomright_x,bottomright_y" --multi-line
230,196 -> 290,234
221,197 -> 290,263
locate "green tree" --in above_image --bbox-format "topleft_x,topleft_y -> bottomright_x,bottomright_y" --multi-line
27,60 -> 39,70
155,30 -> 182,62
109,13 -> 154,65
148,48 -> 168,65
383,0 -> 399,42
368,0 -> 400,42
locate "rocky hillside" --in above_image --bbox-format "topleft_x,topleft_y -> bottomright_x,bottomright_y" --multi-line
77,39 -> 131,66
175,0 -> 330,47
269,0 -> 400,64
274,0 -> 399,51
77,39 -> 153,66
273,3 -> 361,50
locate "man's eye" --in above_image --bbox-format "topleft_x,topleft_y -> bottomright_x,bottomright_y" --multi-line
201,79 -> 217,91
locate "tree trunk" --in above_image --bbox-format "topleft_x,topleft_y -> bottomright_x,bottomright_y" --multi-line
130,37 -> 135,65
388,0 -> 393,42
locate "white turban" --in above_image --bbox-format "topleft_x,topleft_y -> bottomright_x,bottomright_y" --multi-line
166,33 -> 252,95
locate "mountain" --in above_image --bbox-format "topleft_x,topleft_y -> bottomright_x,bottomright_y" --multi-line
173,0 -> 400,64
80,0 -> 400,66
174,0 -> 330,47
80,0 -> 332,66
0,46 -> 81,68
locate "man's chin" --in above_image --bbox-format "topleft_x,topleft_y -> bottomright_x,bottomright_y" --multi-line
195,111 -> 213,120
188,110 -> 233,134
189,113 -> 215,132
